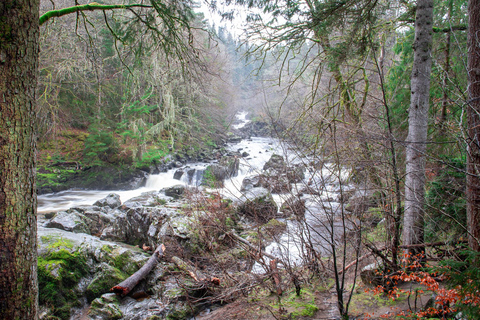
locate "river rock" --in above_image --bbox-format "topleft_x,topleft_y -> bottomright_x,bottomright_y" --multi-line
164,185 -> 185,199
202,156 -> 239,188
37,227 -> 150,319
241,173 -> 291,194
100,203 -> 171,245
93,193 -> 122,209
286,165 -> 305,183
236,187 -> 278,223
280,196 -> 306,218
263,154 -> 286,171
69,206 -> 115,235
87,293 -> 122,320
173,169 -> 184,180
43,210 -> 90,233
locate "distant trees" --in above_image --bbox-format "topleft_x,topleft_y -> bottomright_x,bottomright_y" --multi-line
37,0 -> 233,166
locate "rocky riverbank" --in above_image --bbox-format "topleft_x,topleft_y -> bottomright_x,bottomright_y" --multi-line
38,181 -> 300,320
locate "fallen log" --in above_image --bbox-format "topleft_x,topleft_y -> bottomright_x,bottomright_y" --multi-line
111,244 -> 165,297
339,252 -> 373,275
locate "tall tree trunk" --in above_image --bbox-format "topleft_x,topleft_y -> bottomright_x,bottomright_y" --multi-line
403,0 -> 434,253
0,0 -> 40,318
439,0 -> 453,127
467,0 -> 480,252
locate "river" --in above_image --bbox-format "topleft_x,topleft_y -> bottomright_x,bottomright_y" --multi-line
38,111 -> 354,275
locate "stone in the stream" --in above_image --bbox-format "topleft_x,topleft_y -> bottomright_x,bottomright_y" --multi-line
93,193 -> 122,209
69,206 -> 114,235
236,187 -> 278,223
286,165 -> 306,183
280,196 -> 306,218
164,184 -> 185,199
263,154 -> 286,171
173,169 -> 184,180
43,210 -> 89,233
101,203 -> 170,245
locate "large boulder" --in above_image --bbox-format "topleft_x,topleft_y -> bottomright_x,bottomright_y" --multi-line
202,156 -> 240,188
173,169 -> 184,180
43,210 -> 90,233
164,185 -> 185,199
241,174 -> 291,193
100,202 -> 171,245
263,154 -> 287,172
37,227 -> 150,319
286,165 -> 306,183
93,193 -> 122,209
236,187 -> 278,223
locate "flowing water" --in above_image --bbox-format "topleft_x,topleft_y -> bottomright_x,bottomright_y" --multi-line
38,111 -> 282,213
38,111 -> 353,276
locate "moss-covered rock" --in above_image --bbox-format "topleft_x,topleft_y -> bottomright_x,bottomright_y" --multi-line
88,293 -> 123,320
38,241 -> 88,319
86,263 -> 128,302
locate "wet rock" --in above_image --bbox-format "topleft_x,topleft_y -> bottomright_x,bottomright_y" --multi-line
263,154 -> 286,171
236,187 -> 278,223
173,169 -> 184,180
164,185 -> 185,199
261,218 -> 287,239
87,293 -> 122,320
286,165 -> 306,183
101,204 -> 170,245
37,227 -> 150,319
174,161 -> 183,168
86,263 -> 127,302
203,156 -> 240,188
240,174 -> 290,193
280,196 -> 306,218
93,193 -> 122,209
69,206 -> 114,235
43,210 -> 89,233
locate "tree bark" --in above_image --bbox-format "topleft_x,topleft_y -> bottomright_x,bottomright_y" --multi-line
0,0 -> 40,318
403,0 -> 434,254
467,0 -> 480,251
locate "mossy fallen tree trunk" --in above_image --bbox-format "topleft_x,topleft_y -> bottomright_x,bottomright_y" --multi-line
111,244 -> 165,297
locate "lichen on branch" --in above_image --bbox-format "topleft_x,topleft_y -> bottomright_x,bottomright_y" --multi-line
39,3 -> 152,25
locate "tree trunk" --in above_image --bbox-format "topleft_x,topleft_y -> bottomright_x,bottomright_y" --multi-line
467,0 -> 480,251
403,0 -> 434,253
0,0 -> 40,318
